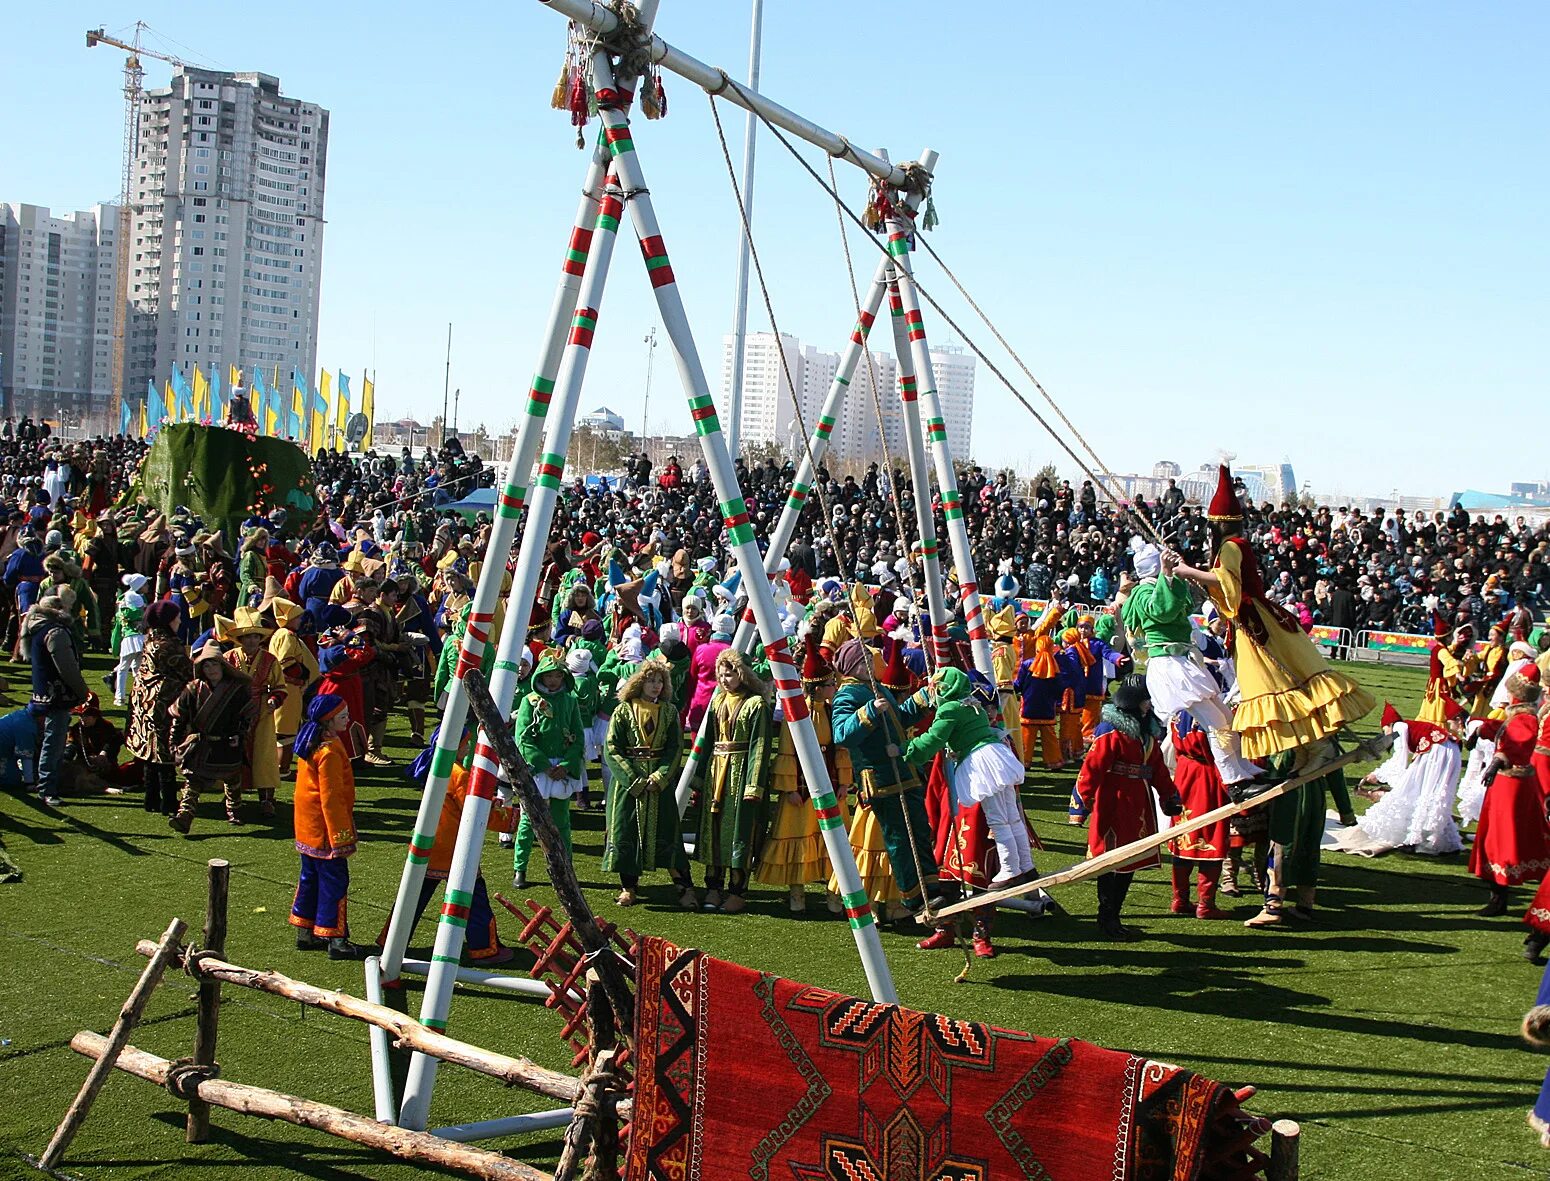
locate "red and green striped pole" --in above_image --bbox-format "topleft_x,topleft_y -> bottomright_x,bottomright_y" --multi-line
672,253 -> 909,812
598,80 -> 899,1003
885,273 -> 953,667
881,151 -> 994,682
377,117 -> 617,998
396,28 -> 658,1131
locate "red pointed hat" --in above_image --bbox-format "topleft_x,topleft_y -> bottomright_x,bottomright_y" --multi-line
1206,464 -> 1243,522
1441,697 -> 1466,722
1379,701 -> 1401,729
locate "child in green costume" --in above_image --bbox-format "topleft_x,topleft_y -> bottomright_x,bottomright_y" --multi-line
510,649 -> 585,889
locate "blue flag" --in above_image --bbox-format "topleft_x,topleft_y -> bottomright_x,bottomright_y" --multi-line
147,379 -> 166,429
172,365 -> 194,420
119,399 -> 133,437
209,369 -> 224,423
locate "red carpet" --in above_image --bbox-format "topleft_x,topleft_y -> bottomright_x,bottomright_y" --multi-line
626,936 -> 1266,1181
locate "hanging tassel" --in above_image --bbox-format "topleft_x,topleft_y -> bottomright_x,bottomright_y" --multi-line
567,68 -> 589,126
641,84 -> 661,121
551,62 -> 571,111
923,195 -> 939,231
654,73 -> 667,119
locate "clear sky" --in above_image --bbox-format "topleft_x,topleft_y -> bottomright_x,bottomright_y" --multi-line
5,2 -> 1545,498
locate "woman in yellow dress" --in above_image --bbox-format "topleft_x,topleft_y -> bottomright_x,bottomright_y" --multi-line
1168,466 -> 1373,764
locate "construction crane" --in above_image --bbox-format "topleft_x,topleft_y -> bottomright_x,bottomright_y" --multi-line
86,23 -> 187,424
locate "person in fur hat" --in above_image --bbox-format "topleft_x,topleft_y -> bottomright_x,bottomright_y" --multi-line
168,642 -> 258,832
1069,674 -> 1181,939
225,606 -> 287,818
602,657 -> 690,907
21,587 -> 91,807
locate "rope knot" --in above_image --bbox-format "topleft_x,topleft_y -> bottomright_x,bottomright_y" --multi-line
165,1057 -> 220,1100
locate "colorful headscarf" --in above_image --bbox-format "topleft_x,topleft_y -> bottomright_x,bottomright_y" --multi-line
294,693 -> 346,760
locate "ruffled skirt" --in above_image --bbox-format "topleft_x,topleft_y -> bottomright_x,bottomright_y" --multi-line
955,740 -> 1025,803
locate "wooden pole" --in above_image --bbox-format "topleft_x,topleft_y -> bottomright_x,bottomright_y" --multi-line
38,918 -> 187,1169
186,857 -> 229,1143
1269,1119 -> 1301,1181
461,668 -> 636,1031
68,1033 -> 552,1181
932,735 -> 1390,921
135,941 -> 584,1103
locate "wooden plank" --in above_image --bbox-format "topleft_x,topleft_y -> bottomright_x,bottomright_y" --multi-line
932,736 -> 1388,921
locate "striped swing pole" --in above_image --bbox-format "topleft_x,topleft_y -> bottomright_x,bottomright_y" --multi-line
397,32 -> 660,1132
884,269 -> 953,668
376,71 -> 618,989
673,256 -> 904,813
598,73 -> 899,1004
881,161 -> 995,683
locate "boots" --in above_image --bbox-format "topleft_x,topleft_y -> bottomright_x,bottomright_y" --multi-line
1525,930 -> 1550,964
327,936 -> 378,961
1478,884 -> 1510,917
1196,868 -> 1232,920
971,919 -> 997,958
295,930 -> 325,951
1220,849 -> 1243,898
788,885 -> 807,913
259,788 -> 276,819
1170,860 -> 1193,915
917,926 -> 956,951
1244,895 -> 1284,927
408,705 -> 426,747
365,723 -> 392,766
1289,885 -> 1317,922
1095,873 -> 1134,939
167,808 -> 194,835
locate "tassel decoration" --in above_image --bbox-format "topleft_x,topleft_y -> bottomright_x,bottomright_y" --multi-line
641,86 -> 661,121
923,195 -> 939,231
551,63 -> 571,111
654,74 -> 667,119
567,69 -> 590,127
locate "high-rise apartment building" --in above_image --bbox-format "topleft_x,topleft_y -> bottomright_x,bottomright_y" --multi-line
0,203 -> 119,420
723,331 -> 975,467
127,68 -> 328,398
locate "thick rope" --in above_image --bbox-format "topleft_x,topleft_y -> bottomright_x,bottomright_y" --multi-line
714,74 -> 1167,550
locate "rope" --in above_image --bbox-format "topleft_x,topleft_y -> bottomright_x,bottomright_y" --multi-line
707,94 -> 943,925
164,1057 -> 221,1100
713,74 -> 1168,551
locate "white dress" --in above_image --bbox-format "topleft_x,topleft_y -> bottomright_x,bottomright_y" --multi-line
1333,732 -> 1462,857
1456,722 -> 1495,828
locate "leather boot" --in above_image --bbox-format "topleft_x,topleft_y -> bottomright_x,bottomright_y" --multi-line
1525,930 -> 1550,964
1477,884 -> 1510,917
365,723 -> 392,766
259,788 -> 276,819
1220,849 -> 1243,897
408,705 -> 426,747
1170,860 -> 1192,915
1196,868 -> 1232,919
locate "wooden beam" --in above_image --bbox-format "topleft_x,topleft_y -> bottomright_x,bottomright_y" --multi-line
135,941 -> 584,1104
69,1032 -> 552,1181
39,918 -> 187,1168
186,858 -> 229,1143
932,735 -> 1390,921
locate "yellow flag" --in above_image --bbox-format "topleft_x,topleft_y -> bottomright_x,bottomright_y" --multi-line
334,373 -> 350,452
164,379 -> 177,423
193,367 -> 209,420
229,364 -> 241,391
264,398 -> 279,437
313,370 -> 332,452
361,374 -> 375,449
291,381 -> 305,442
139,399 -> 147,439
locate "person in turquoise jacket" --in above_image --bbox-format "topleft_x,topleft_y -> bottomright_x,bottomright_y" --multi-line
829,638 -> 952,918
511,648 -> 585,889
904,666 -> 1034,886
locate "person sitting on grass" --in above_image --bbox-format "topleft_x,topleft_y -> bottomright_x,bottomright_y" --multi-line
290,693 -> 375,961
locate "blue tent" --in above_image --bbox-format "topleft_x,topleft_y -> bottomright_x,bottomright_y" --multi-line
442,487 -> 496,518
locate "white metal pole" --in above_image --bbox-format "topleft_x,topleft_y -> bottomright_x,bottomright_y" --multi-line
674,247 -> 910,811
884,271 -> 952,665
397,56 -> 642,1135
377,132 -> 610,988
594,79 -> 897,1003
362,957 -> 397,1124
724,0 -> 764,460
882,150 -> 994,681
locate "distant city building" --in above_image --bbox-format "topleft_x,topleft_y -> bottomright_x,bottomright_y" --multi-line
127,67 -> 328,404
1151,460 -> 1181,479
0,203 -> 119,419
578,405 -> 626,435
723,331 -> 975,465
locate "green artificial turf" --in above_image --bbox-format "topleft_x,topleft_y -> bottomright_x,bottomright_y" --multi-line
0,657 -> 1542,1179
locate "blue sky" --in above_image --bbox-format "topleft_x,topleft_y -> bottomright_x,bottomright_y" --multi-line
5,2 -> 1544,498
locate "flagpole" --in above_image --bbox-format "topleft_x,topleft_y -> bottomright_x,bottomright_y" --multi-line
440,323 -> 452,446
724,0 -> 764,461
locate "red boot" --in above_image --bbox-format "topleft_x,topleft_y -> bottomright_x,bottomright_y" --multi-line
1170,859 -> 1192,915
971,920 -> 997,958
917,926 -> 956,951
1195,865 -> 1232,920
